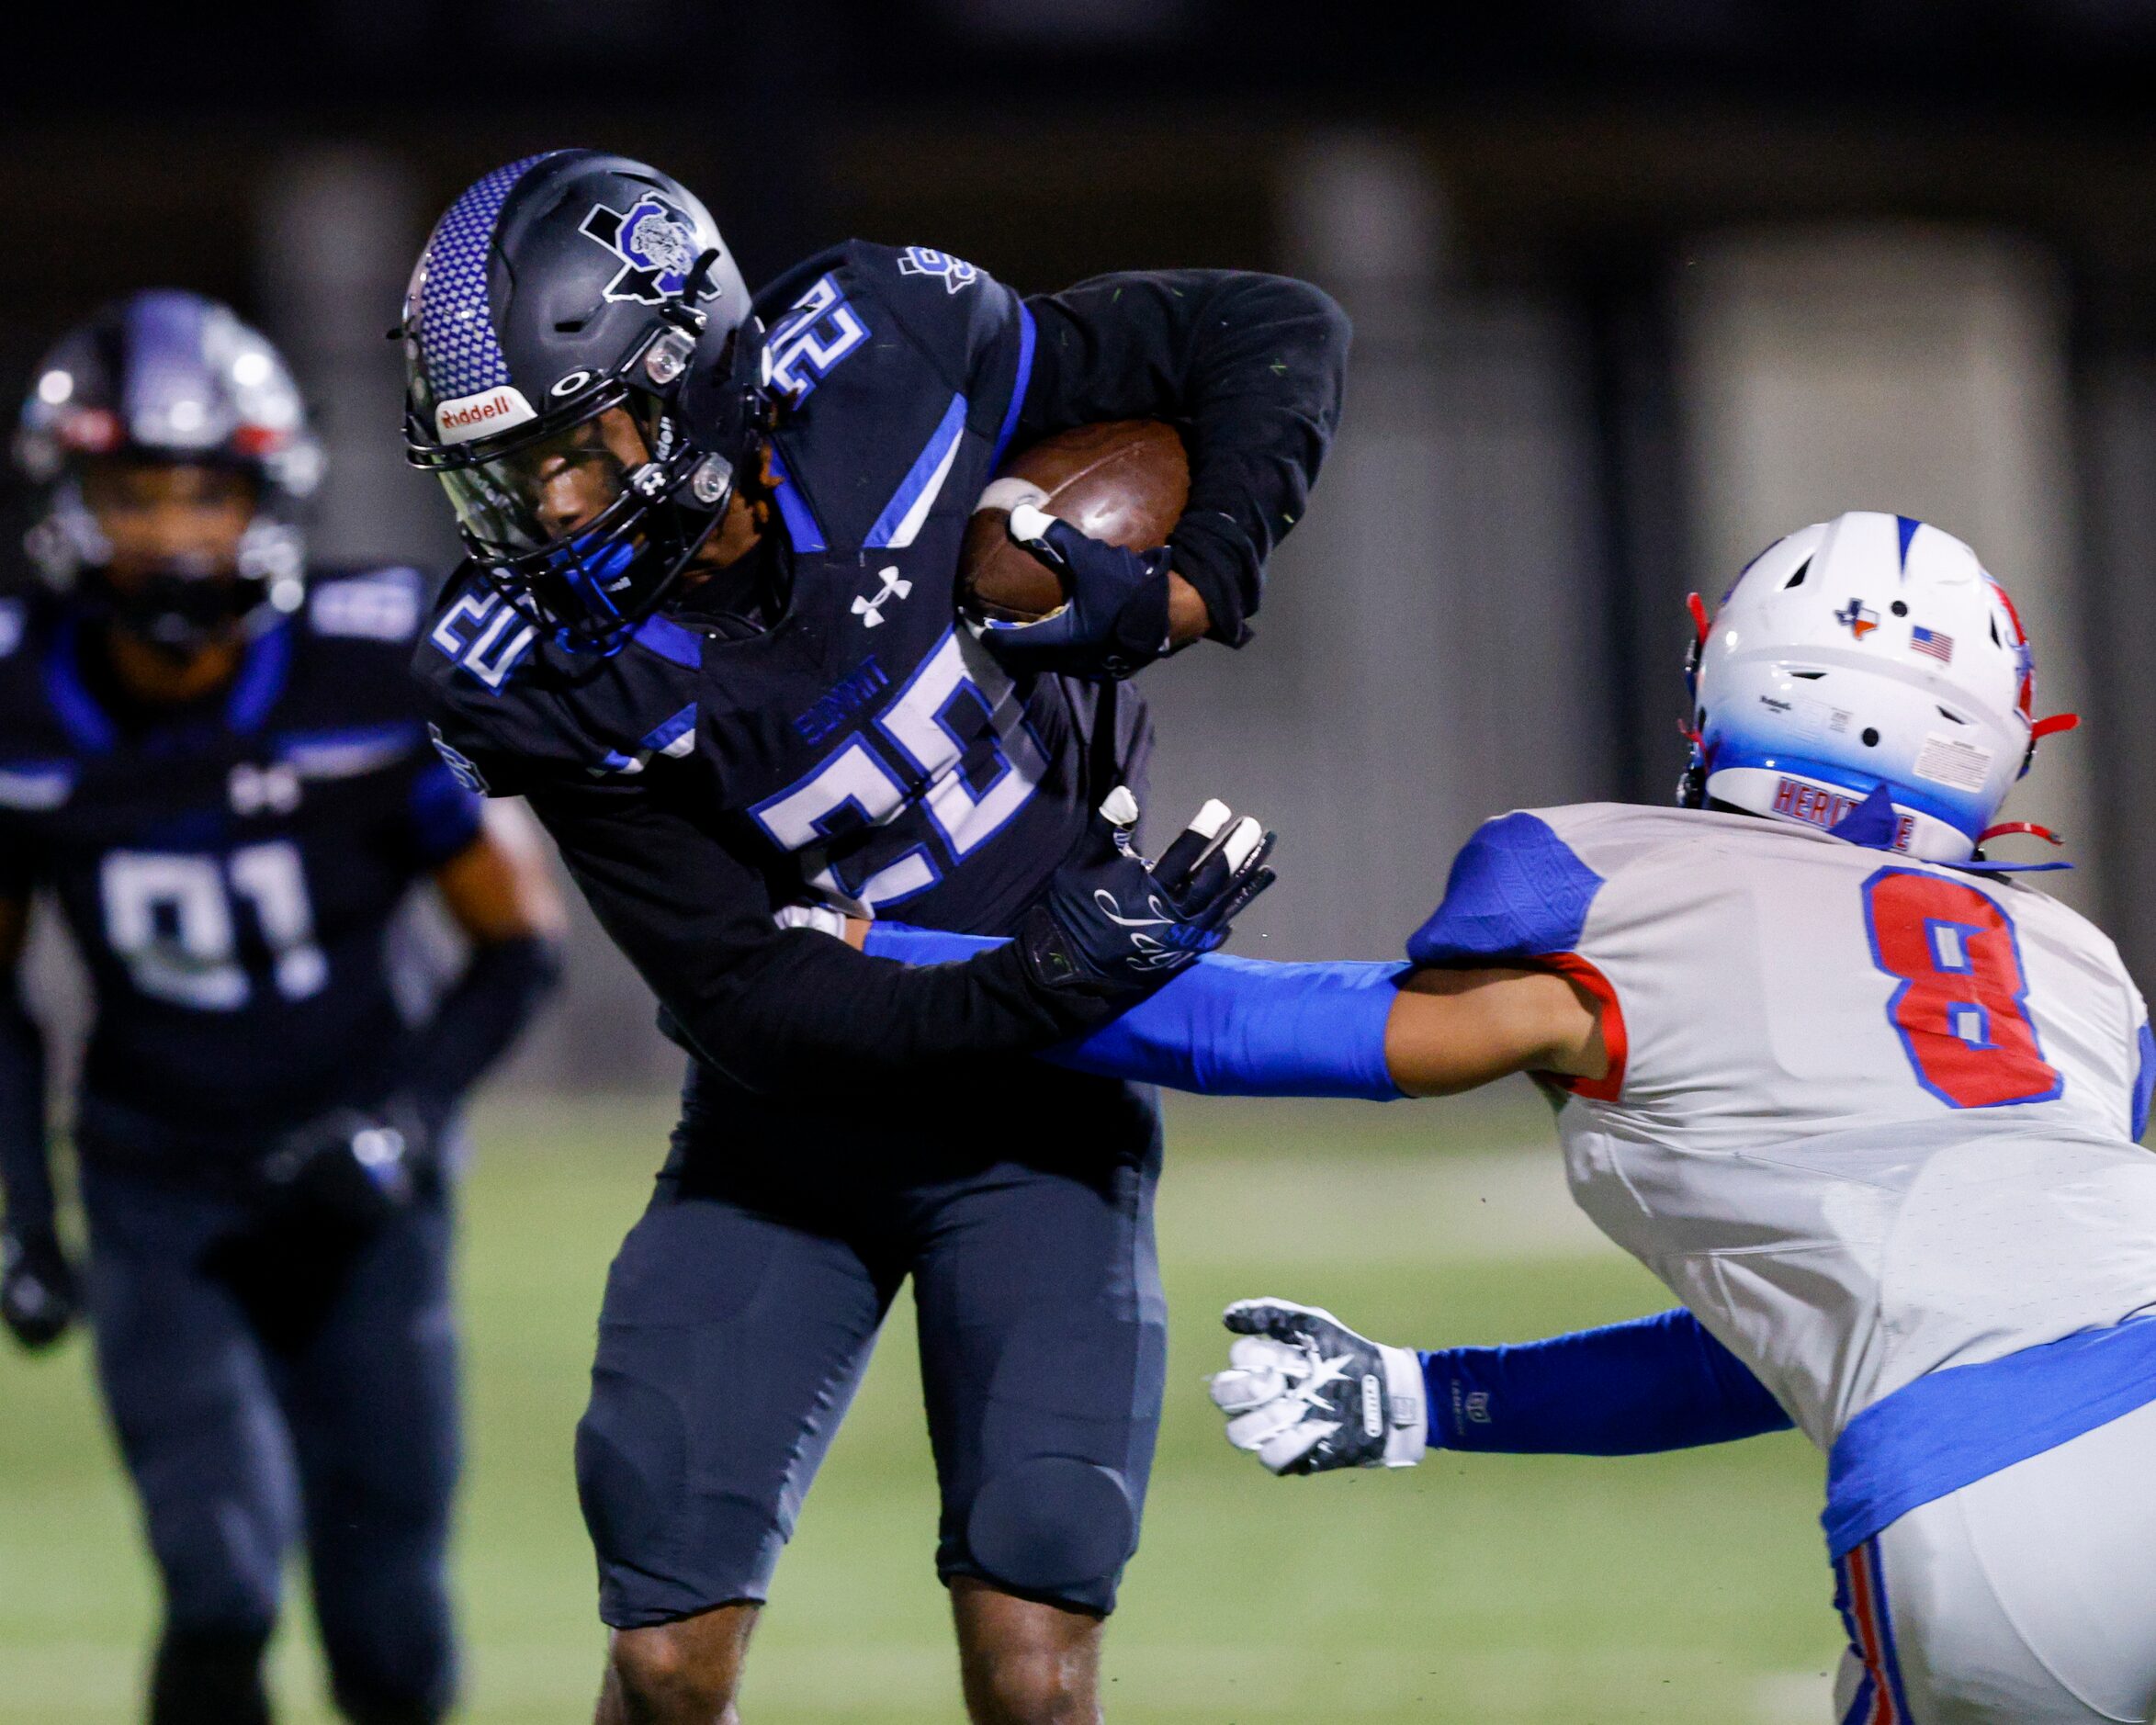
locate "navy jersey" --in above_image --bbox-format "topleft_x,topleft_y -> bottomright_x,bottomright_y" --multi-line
416,243 -> 1349,1099
0,570 -> 484,1142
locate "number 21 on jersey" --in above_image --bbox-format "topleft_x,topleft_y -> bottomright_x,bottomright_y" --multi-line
1862,866 -> 2062,1109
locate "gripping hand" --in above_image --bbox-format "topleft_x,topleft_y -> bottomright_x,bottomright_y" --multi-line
1,1228 -> 79,1351
1209,1297 -> 1428,1474
979,505 -> 1176,681
1021,788 -> 1274,997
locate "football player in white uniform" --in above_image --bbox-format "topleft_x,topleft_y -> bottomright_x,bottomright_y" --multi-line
853,510 -> 2156,1723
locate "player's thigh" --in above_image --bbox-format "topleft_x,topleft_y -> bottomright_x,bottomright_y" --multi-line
579,1178 -> 900,1629
281,1194 -> 459,1529
78,1164 -> 298,1626
1853,1398 -> 2156,1724
911,1080 -> 1167,1611
280,1193 -> 459,1672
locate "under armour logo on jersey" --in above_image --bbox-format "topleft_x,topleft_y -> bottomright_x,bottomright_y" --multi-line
852,566 -> 913,628
896,246 -> 980,293
579,196 -> 719,306
230,761 -> 301,817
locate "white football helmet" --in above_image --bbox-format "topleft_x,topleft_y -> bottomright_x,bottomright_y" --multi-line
1684,511 -> 2071,863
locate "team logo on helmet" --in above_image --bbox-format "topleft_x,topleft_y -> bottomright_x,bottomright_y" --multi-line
579,196 -> 718,306
1834,597 -> 1879,639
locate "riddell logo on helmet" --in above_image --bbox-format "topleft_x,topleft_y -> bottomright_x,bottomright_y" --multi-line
435,386 -> 536,445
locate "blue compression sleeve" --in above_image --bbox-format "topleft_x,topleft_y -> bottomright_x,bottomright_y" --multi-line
863,925 -> 1405,1099
1423,1307 -> 1795,1455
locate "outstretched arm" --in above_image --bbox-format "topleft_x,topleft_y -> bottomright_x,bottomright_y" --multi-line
861,924 -> 1605,1101
1208,1300 -> 1793,1476
1421,1308 -> 1794,1455
1383,964 -> 1608,1096
527,783 -> 1270,1096
859,923 -> 1405,1099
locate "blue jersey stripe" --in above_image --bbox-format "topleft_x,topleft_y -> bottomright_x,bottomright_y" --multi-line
40,616 -> 117,753
2136,1022 -> 2155,1142
224,618 -> 294,734
989,300 -> 1038,471
632,613 -> 703,669
1823,1312 -> 2156,1559
767,446 -> 827,554
641,704 -> 697,753
864,392 -> 967,549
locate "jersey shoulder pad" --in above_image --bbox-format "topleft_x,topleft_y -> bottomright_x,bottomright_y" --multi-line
1407,807 -> 1614,966
276,565 -> 443,735
412,574 -> 695,795
853,240 -> 1011,368
762,239 -> 1012,394
305,565 -> 428,645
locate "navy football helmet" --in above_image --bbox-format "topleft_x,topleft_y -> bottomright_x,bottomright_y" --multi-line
401,151 -> 771,651
14,289 -> 321,649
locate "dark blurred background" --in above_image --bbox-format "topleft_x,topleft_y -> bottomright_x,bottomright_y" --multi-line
9,0 -> 2156,1086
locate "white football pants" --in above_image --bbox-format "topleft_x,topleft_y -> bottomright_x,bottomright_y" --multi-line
1831,1394 -> 2156,1723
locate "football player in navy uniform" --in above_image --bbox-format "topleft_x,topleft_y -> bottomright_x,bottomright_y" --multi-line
0,291 -> 564,1725
402,151 -> 1343,1724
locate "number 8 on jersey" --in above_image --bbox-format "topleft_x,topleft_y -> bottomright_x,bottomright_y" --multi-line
1863,866 -> 2063,1111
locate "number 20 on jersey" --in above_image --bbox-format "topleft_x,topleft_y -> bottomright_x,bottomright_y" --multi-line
1862,866 -> 2062,1110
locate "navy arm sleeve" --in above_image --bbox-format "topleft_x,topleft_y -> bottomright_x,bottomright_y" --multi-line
394,934 -> 562,1137
0,982 -> 51,1237
1423,1308 -> 1795,1455
523,778 -> 1124,1094
864,923 -> 1403,1099
1016,270 -> 1350,646
0,821 -> 52,1236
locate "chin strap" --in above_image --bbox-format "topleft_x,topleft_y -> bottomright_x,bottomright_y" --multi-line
2019,710 -> 2080,780
1966,817 -> 2074,873
1980,821 -> 2065,848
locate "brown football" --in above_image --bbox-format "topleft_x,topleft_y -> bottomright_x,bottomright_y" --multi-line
959,420 -> 1190,621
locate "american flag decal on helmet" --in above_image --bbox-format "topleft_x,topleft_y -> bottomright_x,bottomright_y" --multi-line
1910,625 -> 1954,664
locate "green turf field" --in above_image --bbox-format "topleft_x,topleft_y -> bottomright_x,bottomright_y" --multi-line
0,1092 -> 1843,1722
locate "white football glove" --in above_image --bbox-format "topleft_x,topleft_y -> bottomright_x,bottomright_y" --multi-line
1208,1297 -> 1427,1475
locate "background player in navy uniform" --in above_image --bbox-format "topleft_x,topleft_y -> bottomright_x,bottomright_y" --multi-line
0,290 -> 564,1725
401,151 -> 1341,1723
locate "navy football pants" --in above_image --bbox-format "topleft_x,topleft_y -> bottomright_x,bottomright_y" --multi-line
576,1065 -> 1167,1628
78,1158 -> 459,1722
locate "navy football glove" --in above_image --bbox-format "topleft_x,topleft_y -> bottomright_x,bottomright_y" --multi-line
1209,1298 -> 1428,1475
1021,788 -> 1275,997
259,1098 -> 436,1233
979,504 -> 1176,681
1,1227 -> 79,1351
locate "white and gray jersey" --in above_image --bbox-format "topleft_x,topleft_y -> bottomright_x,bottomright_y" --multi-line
1407,803 -> 2156,1448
